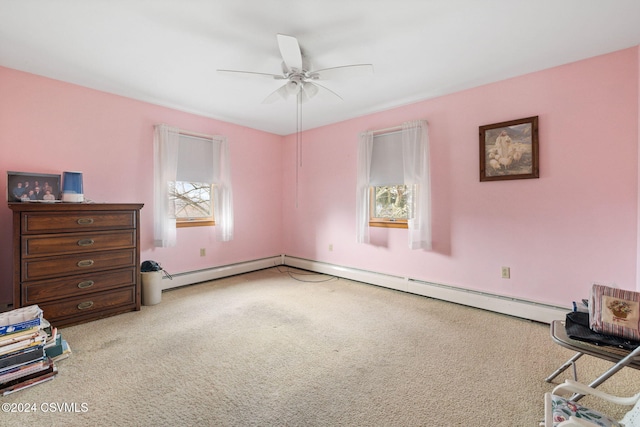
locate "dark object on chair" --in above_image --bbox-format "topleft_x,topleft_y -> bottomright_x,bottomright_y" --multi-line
565,311 -> 640,350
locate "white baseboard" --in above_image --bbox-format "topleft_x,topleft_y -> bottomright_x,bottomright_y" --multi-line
283,256 -> 569,324
162,254 -> 568,324
160,256 -> 284,291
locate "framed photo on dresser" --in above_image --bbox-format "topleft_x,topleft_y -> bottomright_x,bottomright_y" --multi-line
7,171 -> 61,202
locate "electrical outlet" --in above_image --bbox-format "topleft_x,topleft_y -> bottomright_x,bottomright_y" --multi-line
329,244 -> 333,251
200,248 -> 206,257
501,266 -> 510,279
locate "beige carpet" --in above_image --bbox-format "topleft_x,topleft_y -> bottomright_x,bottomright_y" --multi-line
3,267 -> 640,426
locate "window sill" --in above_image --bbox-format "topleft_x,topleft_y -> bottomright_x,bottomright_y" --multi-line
176,220 -> 215,228
369,221 -> 408,229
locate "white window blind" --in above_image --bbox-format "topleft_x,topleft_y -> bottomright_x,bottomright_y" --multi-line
369,131 -> 404,186
176,134 -> 219,183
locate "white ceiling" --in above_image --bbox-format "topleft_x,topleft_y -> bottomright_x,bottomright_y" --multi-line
1,1 -> 640,136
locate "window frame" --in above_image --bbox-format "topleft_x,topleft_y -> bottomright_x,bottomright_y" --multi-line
368,186 -> 409,229
177,218 -> 215,228
368,129 -> 412,229
174,194 -> 215,227
172,132 -> 217,228
172,181 -> 215,228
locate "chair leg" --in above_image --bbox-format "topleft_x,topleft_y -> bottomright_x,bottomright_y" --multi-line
546,352 -> 584,383
542,393 -> 553,427
569,346 -> 640,401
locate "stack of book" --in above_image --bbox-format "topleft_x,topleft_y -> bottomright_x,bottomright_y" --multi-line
0,305 -> 71,396
43,323 -> 72,363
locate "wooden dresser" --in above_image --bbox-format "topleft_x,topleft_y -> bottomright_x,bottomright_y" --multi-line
9,203 -> 144,327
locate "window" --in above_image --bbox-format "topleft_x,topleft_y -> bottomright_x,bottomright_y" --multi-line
154,124 -> 233,247
369,185 -> 415,228
356,120 -> 431,249
170,181 -> 214,227
368,131 -> 411,228
173,133 -> 217,228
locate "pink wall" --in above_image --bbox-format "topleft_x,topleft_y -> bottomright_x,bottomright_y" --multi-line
1,46 -> 638,310
283,47 -> 640,308
0,67 -> 284,305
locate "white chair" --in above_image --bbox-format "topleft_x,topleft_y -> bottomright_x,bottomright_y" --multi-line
542,379 -> 640,426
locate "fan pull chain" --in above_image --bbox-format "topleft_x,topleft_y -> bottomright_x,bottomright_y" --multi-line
298,91 -> 303,167
295,91 -> 303,208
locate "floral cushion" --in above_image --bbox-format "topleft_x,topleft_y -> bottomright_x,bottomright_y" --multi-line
551,395 -> 621,427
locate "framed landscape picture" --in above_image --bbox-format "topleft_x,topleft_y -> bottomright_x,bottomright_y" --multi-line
7,171 -> 61,202
479,116 -> 539,182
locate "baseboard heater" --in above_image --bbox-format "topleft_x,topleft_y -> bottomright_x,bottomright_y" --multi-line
160,254 -> 568,324
283,256 -> 569,324
160,256 -> 284,291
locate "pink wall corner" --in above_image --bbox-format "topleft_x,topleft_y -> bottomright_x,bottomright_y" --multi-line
0,67 -> 285,306
283,47 -> 640,308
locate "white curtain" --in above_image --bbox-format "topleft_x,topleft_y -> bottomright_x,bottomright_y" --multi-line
153,125 -> 234,246
355,131 -> 374,243
402,120 -> 432,250
153,124 -> 180,247
213,136 -> 234,242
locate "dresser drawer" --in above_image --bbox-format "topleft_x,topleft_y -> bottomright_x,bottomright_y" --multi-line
22,230 -> 136,258
37,287 -> 136,321
22,267 -> 136,305
22,211 -> 136,234
22,248 -> 136,281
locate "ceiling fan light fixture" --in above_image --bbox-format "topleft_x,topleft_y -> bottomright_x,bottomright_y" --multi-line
302,81 -> 319,99
286,80 -> 300,95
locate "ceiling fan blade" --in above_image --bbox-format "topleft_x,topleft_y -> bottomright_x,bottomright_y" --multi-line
276,34 -> 303,72
217,69 -> 285,80
262,84 -> 290,104
309,64 -> 374,80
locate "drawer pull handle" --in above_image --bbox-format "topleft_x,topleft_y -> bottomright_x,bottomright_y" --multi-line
77,238 -> 95,247
77,218 -> 94,225
77,280 -> 95,289
77,259 -> 95,267
77,301 -> 94,310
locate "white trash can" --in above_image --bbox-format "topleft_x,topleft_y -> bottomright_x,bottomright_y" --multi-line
141,271 -> 162,306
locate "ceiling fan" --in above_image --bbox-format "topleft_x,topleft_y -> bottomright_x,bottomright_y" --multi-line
217,34 -> 373,104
